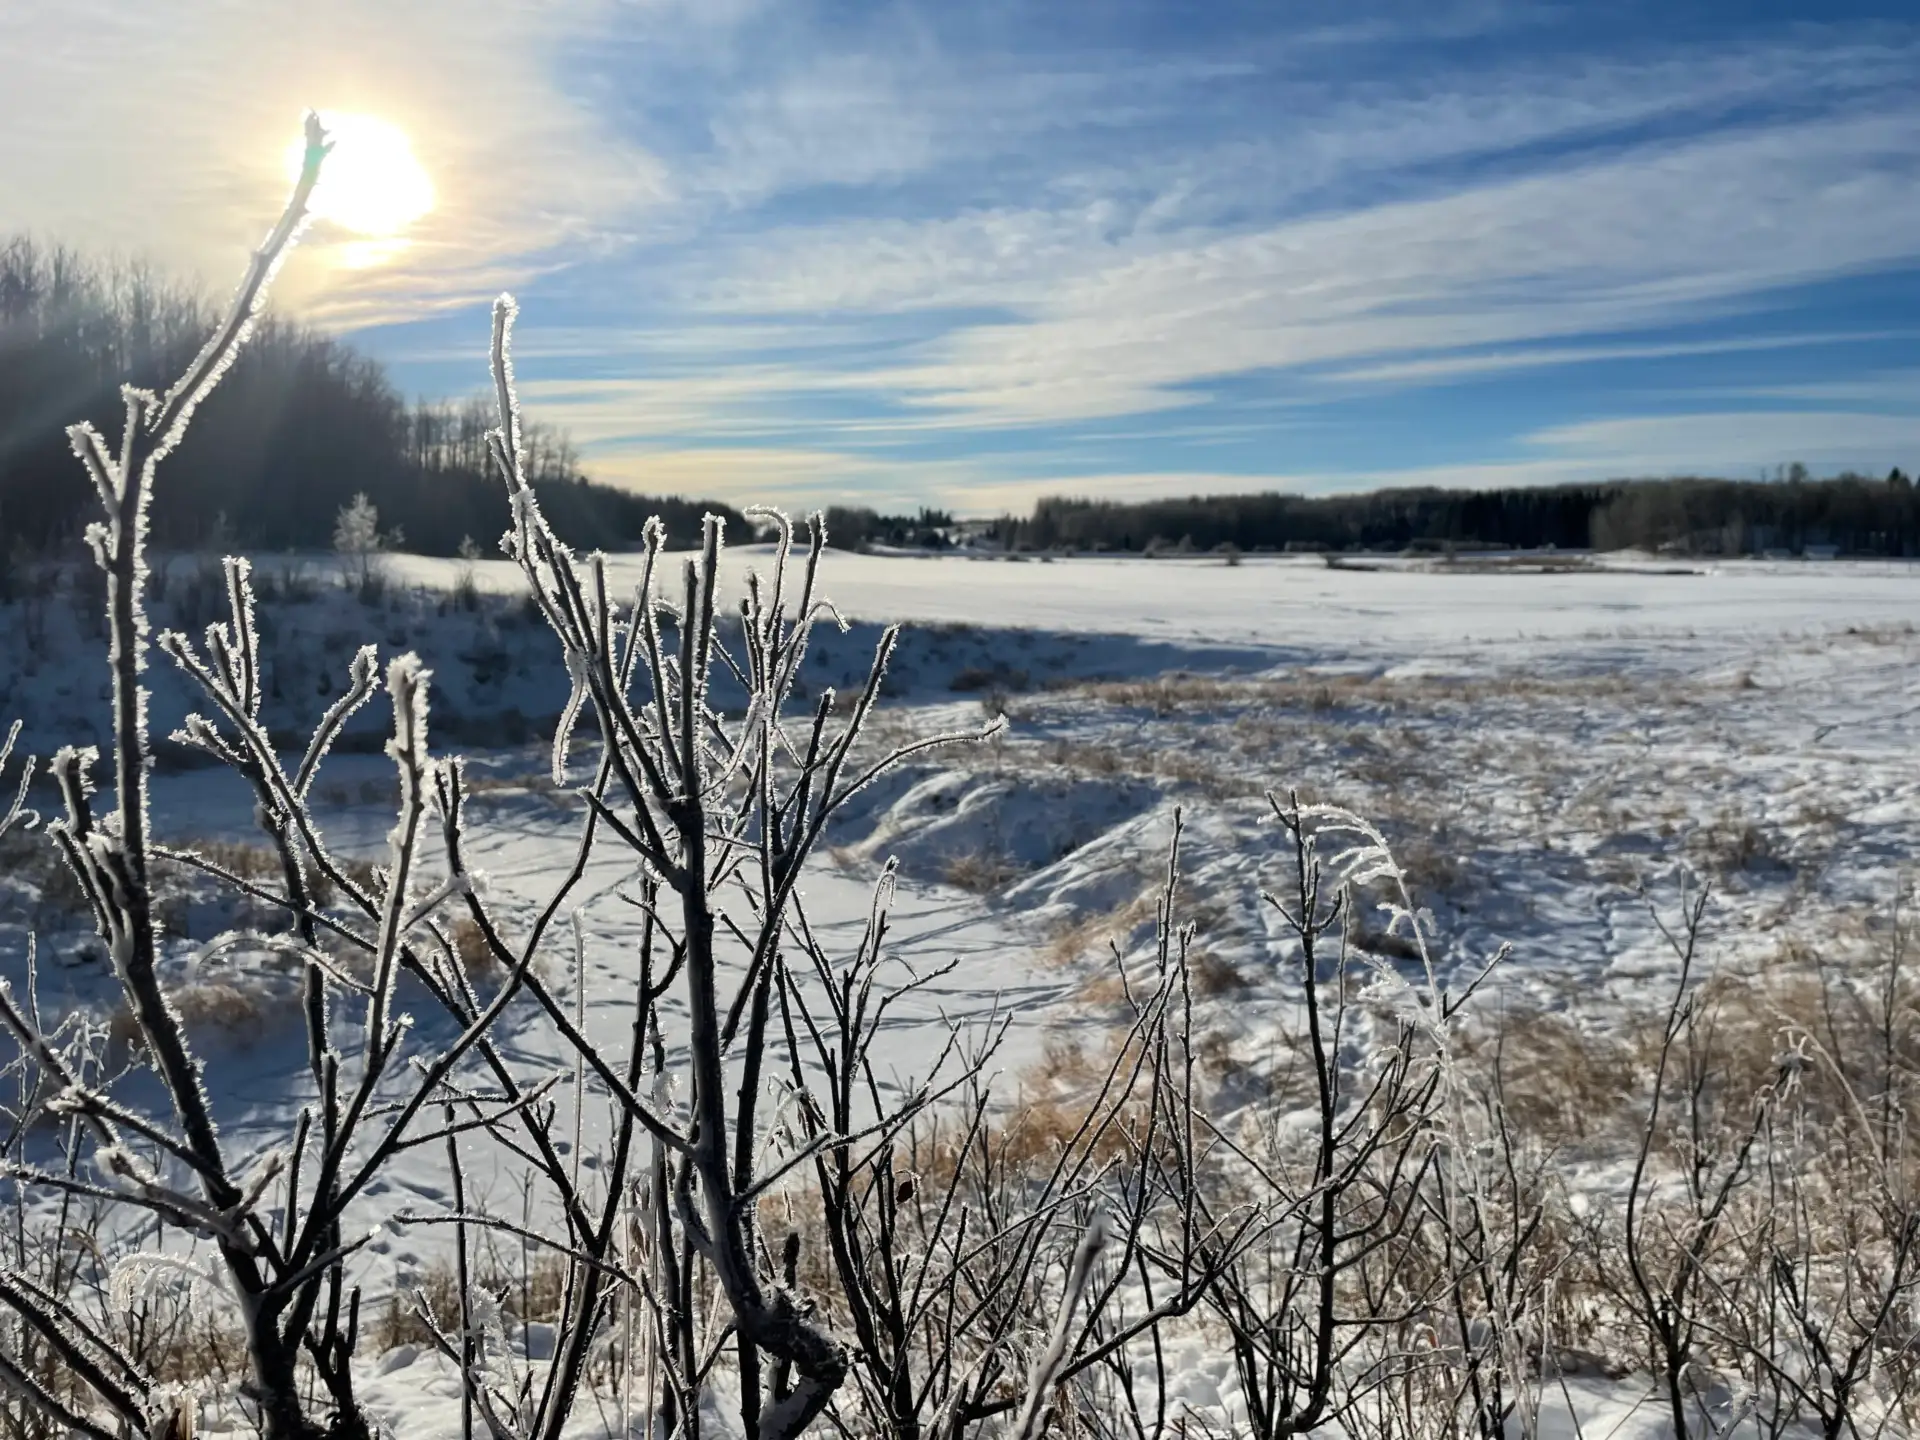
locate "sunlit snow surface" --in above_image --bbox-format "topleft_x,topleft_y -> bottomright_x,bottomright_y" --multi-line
395,545 -> 1920,645
4,550 -> 1917,1437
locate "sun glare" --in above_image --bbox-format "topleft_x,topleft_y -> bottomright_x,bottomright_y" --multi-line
286,113 -> 433,238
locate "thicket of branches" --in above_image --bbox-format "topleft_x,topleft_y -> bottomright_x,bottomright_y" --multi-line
0,235 -> 740,557
0,118 -> 1916,1440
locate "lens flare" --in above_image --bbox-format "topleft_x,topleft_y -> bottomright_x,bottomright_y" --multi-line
286,113 -> 433,238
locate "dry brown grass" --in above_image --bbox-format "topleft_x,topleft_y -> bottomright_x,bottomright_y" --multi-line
183,838 -> 282,882
1691,811 -> 1790,877
908,1032 -> 1164,1171
134,1307 -> 250,1392
369,1259 -> 466,1352
450,914 -> 499,979
0,1267 -> 253,1427
370,1246 -> 573,1354
1190,949 -> 1248,996
0,827 -> 92,925
295,852 -> 382,908
989,1095 -> 1144,1169
1045,891 -> 1159,967
942,849 -> 1021,893
108,977 -> 281,1056
1037,738 -> 1254,797
1075,972 -> 1131,1007
1387,825 -> 1468,900
1068,668 -> 1651,720
1454,1005 -> 1650,1145
950,664 -> 1030,693
1450,920 -> 1920,1164
159,839 -> 383,914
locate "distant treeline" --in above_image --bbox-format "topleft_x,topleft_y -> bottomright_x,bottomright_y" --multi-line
0,236 -> 740,555
821,506 -> 957,549
966,470 -> 1920,556
11,239 -> 1917,563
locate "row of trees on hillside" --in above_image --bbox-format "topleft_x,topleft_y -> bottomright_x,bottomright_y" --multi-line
0,236 -> 738,555
10,236 -> 1913,563
974,471 -> 1920,556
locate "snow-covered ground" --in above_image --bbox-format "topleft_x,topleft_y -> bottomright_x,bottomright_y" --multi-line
3,547 -> 1916,1437
385,547 -> 1920,651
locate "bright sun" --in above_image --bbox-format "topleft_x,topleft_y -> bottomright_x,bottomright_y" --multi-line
286,113 -> 433,237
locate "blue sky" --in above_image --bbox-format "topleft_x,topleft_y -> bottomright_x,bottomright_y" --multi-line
6,0 -> 1920,512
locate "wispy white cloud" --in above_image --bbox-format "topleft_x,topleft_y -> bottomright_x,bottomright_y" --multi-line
1715,370 -> 1920,409
0,0 -> 664,328
945,407 -> 1920,512
705,50 -> 941,202
844,111 -> 1920,424
516,371 -> 872,444
689,35 -> 1920,313
578,441 -> 988,511
1529,410 -> 1920,474
15,2 -> 1918,507
1320,333 -> 1920,388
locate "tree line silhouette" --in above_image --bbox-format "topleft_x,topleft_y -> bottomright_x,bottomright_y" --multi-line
0,236 -> 740,557
7,236 -> 1915,563
973,468 -> 1920,556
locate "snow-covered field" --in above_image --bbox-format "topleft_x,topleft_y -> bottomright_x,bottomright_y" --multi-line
3,547 -> 1917,1437
386,547 -> 1920,650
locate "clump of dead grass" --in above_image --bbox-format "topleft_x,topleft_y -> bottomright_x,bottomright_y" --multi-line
1068,668 -> 1646,721
1453,1005 -> 1649,1145
1692,811 -> 1790,877
942,849 -> 1022,893
1190,948 -> 1248,996
950,664 -> 1030,693
107,976 -> 283,1057
989,1032 -> 1157,1168
1037,738 -> 1254,798
1045,891 -> 1158,967
450,914 -> 499,980
0,826 -> 92,927
370,1246 -> 574,1355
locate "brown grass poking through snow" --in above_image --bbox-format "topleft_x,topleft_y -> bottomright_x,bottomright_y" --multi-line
0,826 -> 92,924
1453,1004 -> 1650,1146
1045,890 -> 1159,966
159,838 -> 386,914
369,1246 -> 574,1355
942,849 -> 1022,893
109,978 -> 280,1056
181,838 -> 282,883
1192,949 -> 1248,995
451,914 -> 499,979
1692,810 -> 1791,877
